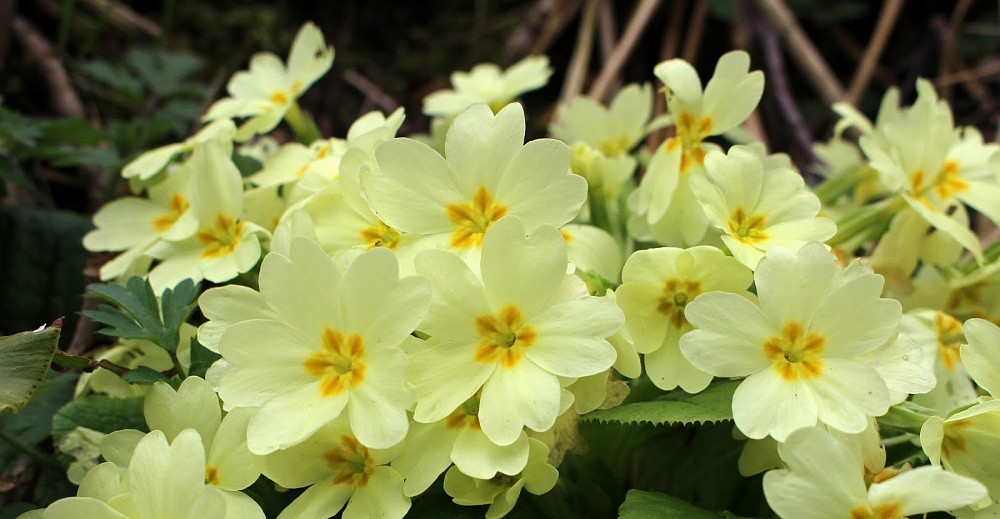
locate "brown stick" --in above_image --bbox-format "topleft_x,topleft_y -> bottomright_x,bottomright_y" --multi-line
938,0 -> 973,101
755,0 -> 845,104
732,15 -> 768,149
79,0 -> 160,38
560,0 -> 600,106
680,0 -> 707,63
597,0 -> 617,62
11,15 -> 84,118
531,0 -> 584,56
845,0 -> 904,105
344,69 -> 400,112
588,0 -> 663,102
645,0 -> 686,152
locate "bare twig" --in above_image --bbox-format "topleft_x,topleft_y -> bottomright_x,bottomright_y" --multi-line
936,57 -> 1000,87
747,0 -> 818,175
11,15 -> 84,117
530,0 -> 584,56
79,0 -> 161,38
755,0 -> 845,103
828,26 -> 896,88
560,0 -> 600,105
588,0 -> 662,102
597,0 -> 617,62
732,15 -> 768,149
344,69 -> 400,112
845,0 -> 904,105
938,0 -> 973,101
680,0 -> 707,63
645,0 -> 686,151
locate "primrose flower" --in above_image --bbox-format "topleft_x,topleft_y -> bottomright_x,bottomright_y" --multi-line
363,103 -> 586,266
550,83 -> 653,158
212,238 -> 430,452
962,318 -> 1000,398
615,246 -> 752,392
857,80 -> 1000,260
390,390 -> 531,497
407,216 -> 623,446
423,55 -> 552,117
691,145 -> 836,269
680,242 -> 900,441
83,160 -> 197,281
203,22 -> 334,141
920,399 -> 1000,514
765,427 -> 987,519
902,311 -> 979,415
257,418 -> 410,519
443,437 -> 559,519
145,140 -> 267,293
39,429 -> 264,519
629,51 -> 764,246
122,119 -> 236,180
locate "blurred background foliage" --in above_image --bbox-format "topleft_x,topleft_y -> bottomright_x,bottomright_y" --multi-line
0,0 -> 999,515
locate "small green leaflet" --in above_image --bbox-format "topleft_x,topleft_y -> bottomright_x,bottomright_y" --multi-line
0,320 -> 61,413
582,379 -> 739,426
84,277 -> 198,353
51,395 -> 148,444
618,490 -> 749,519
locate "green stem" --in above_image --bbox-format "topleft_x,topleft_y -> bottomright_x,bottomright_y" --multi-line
878,403 -> 934,435
588,187 -> 612,236
285,101 -> 322,144
827,196 -> 905,248
0,428 -> 63,470
813,164 -> 876,206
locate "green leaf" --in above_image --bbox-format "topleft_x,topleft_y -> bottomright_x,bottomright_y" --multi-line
0,322 -> 61,413
77,59 -> 143,100
40,119 -> 107,146
188,337 -> 221,379
0,108 -> 43,148
51,395 -> 147,444
125,48 -> 203,97
84,277 -> 199,353
120,366 -> 169,385
618,490 -> 749,519
0,373 -> 76,472
582,379 -> 739,426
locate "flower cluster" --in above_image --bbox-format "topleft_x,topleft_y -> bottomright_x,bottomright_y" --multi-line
40,20 -> 1000,519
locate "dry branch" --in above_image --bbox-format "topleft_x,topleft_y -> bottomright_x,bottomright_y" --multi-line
588,0 -> 662,102
845,0 -> 904,105
11,15 -> 84,118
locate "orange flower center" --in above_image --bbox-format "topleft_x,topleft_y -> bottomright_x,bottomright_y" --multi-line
474,304 -> 537,368
196,214 -> 245,259
324,435 -> 375,487
727,206 -> 769,244
763,322 -> 825,381
657,278 -> 702,329
153,193 -> 190,233
360,221 -> 402,250
665,111 -> 713,173
445,186 -> 508,248
303,327 -> 366,397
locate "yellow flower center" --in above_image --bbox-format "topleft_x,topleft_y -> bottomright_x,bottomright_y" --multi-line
152,193 -> 190,233
303,327 -> 366,397
907,160 -> 969,206
848,502 -> 904,519
941,418 -> 973,459
657,278 -> 702,329
324,435 -> 375,487
270,90 -> 289,105
196,214 -> 245,259
360,221 -> 402,250
727,207 -> 768,244
205,465 -> 220,486
445,393 -> 482,431
597,134 -> 632,157
763,322 -> 825,381
665,111 -> 713,173
474,304 -> 537,368
934,311 -> 964,370
445,186 -> 508,249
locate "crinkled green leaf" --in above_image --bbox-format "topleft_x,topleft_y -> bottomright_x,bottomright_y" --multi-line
120,366 -> 169,385
51,395 -> 148,444
0,323 -> 61,413
188,337 -> 221,379
84,277 -> 199,353
582,379 -> 739,426
618,490 -> 749,519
